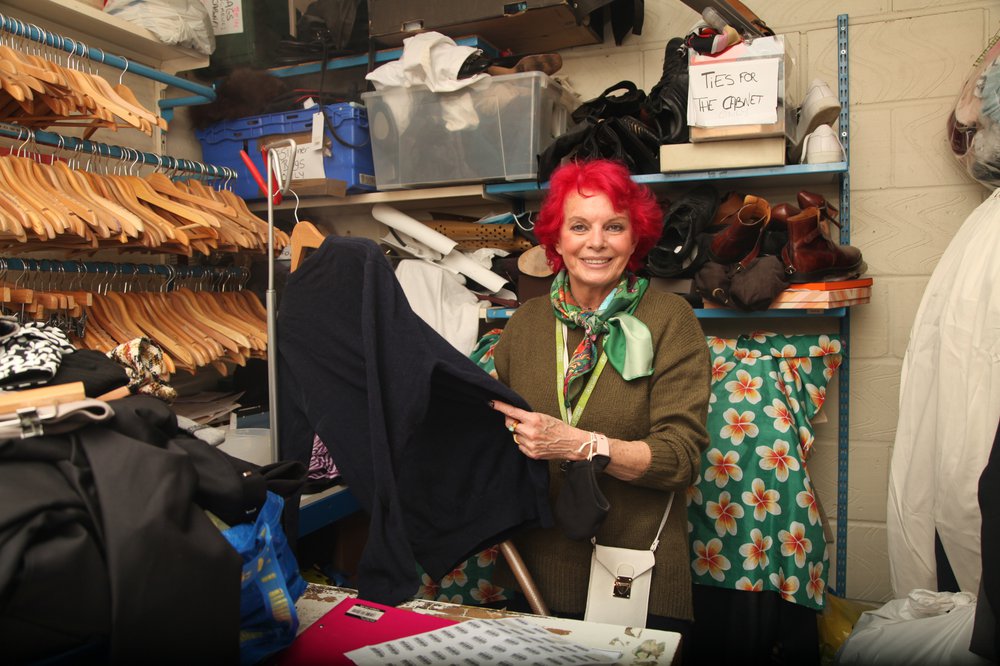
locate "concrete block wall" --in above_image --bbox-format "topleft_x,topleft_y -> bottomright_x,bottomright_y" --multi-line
555,1 -> 997,602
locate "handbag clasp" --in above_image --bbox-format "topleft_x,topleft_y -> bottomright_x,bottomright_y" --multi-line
613,575 -> 633,598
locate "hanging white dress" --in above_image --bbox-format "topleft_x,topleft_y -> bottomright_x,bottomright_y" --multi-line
888,188 -> 1000,597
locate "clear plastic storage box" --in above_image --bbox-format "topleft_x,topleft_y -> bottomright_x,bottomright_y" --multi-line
361,71 -> 575,189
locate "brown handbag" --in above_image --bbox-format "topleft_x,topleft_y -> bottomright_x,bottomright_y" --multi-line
694,218 -> 789,311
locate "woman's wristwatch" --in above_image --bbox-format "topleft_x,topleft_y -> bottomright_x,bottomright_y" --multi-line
592,432 -> 610,458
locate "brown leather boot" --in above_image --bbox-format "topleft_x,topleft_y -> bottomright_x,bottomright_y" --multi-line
769,203 -> 800,232
781,207 -> 865,282
797,190 -> 839,236
709,195 -> 770,263
797,190 -> 838,221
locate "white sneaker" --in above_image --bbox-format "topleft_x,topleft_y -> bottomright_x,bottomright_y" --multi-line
799,124 -> 845,164
789,79 -> 841,161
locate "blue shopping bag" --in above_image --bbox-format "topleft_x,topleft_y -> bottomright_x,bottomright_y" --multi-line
222,491 -> 306,665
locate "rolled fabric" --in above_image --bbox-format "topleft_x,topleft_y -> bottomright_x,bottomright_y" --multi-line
373,204 -> 510,294
371,204 -> 457,255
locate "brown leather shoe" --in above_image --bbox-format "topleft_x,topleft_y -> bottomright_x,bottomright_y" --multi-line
781,207 -> 865,283
488,53 -> 563,77
710,191 -> 745,232
709,195 -> 770,264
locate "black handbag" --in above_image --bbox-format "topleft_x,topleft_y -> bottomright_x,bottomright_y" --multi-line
555,454 -> 611,541
571,80 -> 647,124
538,79 -> 662,181
537,115 -> 661,181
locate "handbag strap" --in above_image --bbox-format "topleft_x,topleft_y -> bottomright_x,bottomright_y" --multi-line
591,491 -> 674,552
649,492 -> 674,552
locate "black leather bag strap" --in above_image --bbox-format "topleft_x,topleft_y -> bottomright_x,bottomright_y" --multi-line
572,80 -> 647,123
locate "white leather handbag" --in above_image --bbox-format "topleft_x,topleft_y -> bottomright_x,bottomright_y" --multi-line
584,493 -> 674,627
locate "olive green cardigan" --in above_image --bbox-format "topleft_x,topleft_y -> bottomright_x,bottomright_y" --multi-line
493,288 -> 711,621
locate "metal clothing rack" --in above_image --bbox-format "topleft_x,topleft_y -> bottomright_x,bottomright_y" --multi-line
0,258 -> 249,285
265,140 -> 297,464
0,12 -> 216,106
0,122 -> 234,180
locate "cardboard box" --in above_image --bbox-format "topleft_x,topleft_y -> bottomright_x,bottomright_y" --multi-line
367,0 -> 601,54
688,35 -> 789,143
659,136 -> 784,172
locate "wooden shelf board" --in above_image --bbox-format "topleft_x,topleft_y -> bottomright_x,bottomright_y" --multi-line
0,0 -> 208,72
247,184 -> 493,215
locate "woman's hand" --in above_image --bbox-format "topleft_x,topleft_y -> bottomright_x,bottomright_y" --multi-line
490,399 -> 589,461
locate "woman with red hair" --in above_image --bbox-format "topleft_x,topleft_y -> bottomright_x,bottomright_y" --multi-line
491,159 -> 711,641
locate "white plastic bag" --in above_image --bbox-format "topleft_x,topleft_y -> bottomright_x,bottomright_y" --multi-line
104,0 -> 215,55
949,32 -> 1000,190
835,590 -> 993,665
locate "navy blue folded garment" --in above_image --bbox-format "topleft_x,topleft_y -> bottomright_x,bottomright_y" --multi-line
277,237 -> 552,606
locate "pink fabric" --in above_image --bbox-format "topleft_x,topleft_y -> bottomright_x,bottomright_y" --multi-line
309,434 -> 340,480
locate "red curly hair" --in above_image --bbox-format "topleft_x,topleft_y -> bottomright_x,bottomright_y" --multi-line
533,159 -> 664,274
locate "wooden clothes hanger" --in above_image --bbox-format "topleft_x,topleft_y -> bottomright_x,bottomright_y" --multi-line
120,290 -> 205,369
290,220 -> 327,272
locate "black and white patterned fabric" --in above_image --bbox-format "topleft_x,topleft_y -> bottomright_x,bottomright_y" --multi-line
0,321 -> 77,390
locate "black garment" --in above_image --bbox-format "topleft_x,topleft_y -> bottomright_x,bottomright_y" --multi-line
690,585 -> 820,665
48,349 -> 129,397
584,0 -> 645,45
971,415 -> 1000,660
0,396 -> 249,665
277,237 -> 552,606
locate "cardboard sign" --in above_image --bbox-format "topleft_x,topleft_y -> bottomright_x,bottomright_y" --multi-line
201,0 -> 244,36
687,57 -> 781,127
268,139 -> 326,183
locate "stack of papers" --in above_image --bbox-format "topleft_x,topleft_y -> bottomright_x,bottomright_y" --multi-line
271,598 -> 622,666
170,390 -> 245,425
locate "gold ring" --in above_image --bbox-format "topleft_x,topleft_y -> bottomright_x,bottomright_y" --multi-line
513,433 -> 521,446
508,421 -> 518,433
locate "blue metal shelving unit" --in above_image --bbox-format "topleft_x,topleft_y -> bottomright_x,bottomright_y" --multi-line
835,12 -> 852,598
